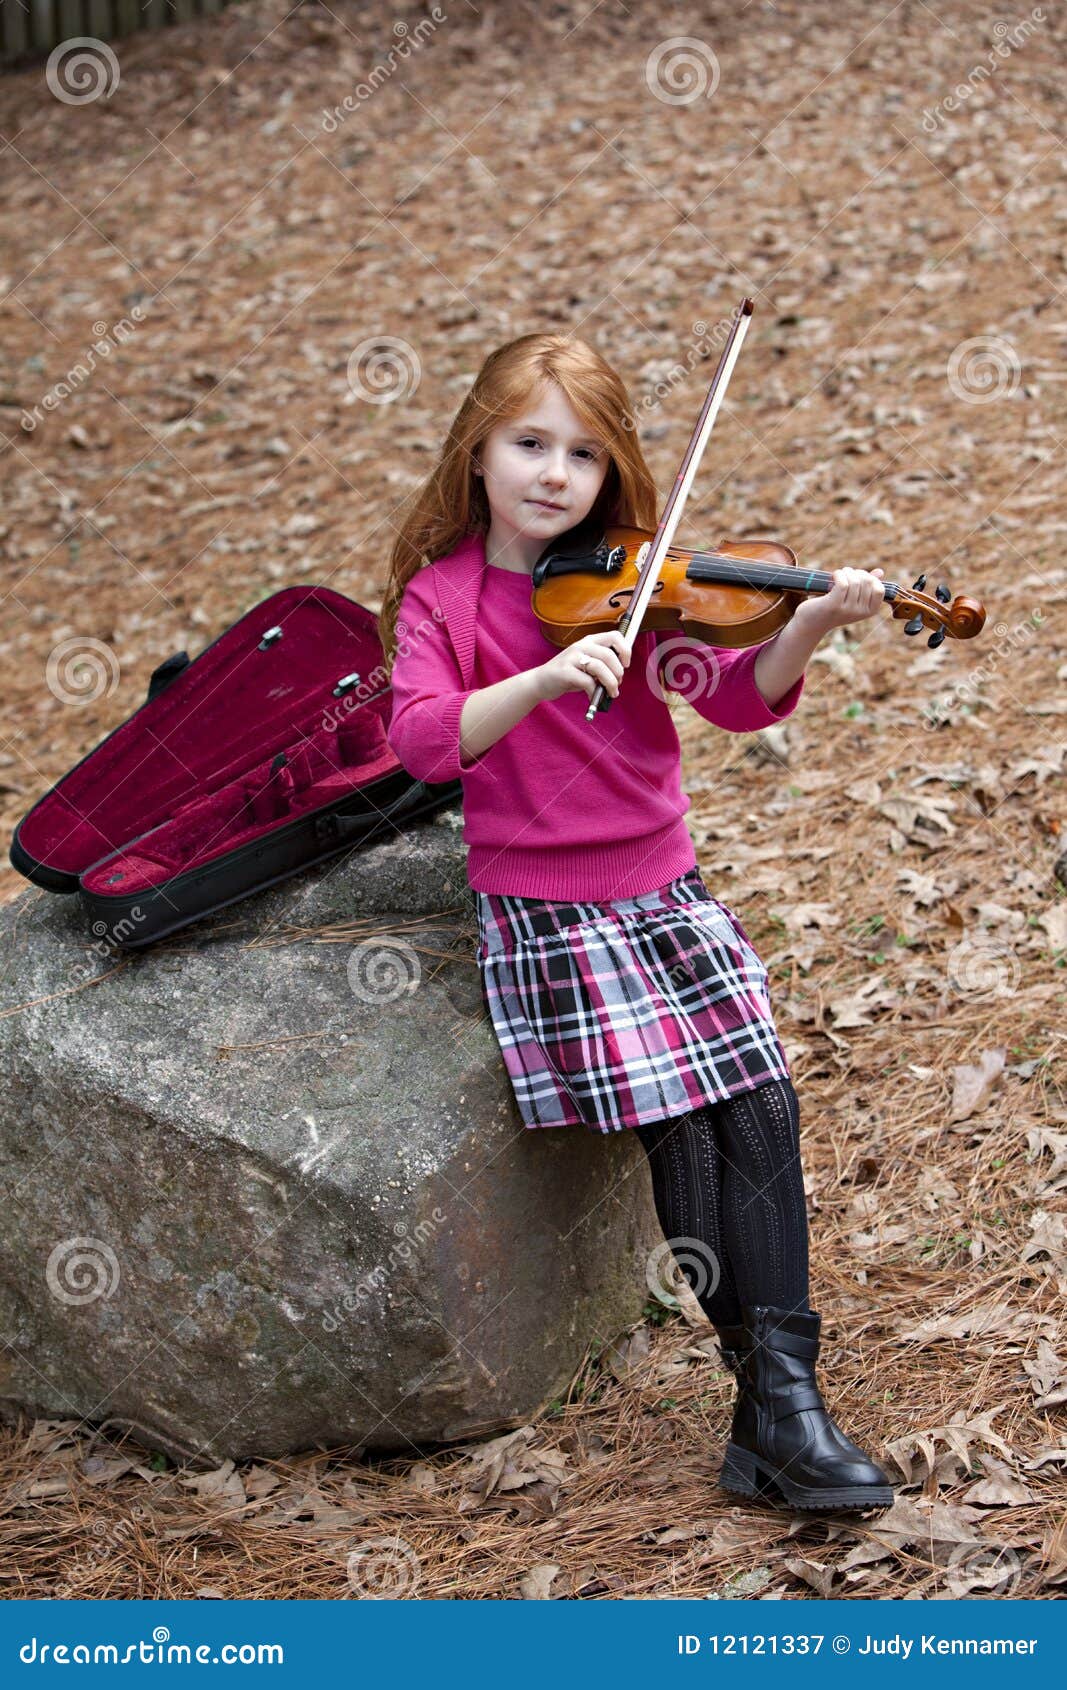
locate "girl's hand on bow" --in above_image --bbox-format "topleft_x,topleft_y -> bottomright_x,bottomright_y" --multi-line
535,630 -> 630,703
794,566 -> 886,637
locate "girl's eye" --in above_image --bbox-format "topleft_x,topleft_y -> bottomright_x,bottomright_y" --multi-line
517,438 -> 598,460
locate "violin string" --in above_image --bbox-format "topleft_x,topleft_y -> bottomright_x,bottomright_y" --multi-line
672,551 -> 899,600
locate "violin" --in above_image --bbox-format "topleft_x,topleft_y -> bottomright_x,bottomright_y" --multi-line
528,300 -> 986,721
531,521 -> 986,659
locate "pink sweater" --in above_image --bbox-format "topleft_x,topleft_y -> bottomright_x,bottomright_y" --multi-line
386,530 -> 805,901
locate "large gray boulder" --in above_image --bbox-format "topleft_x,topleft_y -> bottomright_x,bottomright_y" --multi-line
0,811 -> 660,1467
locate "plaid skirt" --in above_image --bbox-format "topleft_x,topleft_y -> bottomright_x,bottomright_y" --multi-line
474,864 -> 791,1133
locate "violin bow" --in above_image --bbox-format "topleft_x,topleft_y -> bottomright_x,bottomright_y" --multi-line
585,296 -> 755,722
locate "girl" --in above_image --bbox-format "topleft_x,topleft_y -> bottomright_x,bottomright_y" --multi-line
381,332 -> 894,1514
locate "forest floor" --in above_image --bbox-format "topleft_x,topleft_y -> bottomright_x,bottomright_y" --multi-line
0,0 -> 1064,1599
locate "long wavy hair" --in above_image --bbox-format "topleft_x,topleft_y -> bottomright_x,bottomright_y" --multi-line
378,333 -> 660,670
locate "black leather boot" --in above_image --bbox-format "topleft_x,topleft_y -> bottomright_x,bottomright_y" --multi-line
714,1303 -> 894,1511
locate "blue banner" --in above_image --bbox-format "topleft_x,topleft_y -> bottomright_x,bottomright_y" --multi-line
1,1599 -> 1062,1684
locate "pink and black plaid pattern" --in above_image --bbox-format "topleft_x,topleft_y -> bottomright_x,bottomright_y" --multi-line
475,866 -> 792,1132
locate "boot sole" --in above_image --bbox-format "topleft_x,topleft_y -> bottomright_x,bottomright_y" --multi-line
719,1440 -> 895,1512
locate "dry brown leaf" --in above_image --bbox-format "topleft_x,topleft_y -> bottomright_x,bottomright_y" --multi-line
784,1555 -> 841,1597
453,1425 -> 570,1512
1022,1208 -> 1066,1266
1027,1126 -> 1067,1192
1038,904 -> 1067,950
882,1408 -> 1014,1489
1041,1515 -> 1067,1581
961,1456 -> 1035,1507
836,1537 -> 895,1570
1025,1447 -> 1067,1471
773,901 -> 841,934
517,1562 -> 561,1599
1022,1339 -> 1067,1408
826,974 -> 898,1028
900,1305 -> 1055,1342
602,1323 -> 652,1383
878,794 -> 957,843
849,1224 -> 912,1252
177,1459 -> 246,1505
863,1494 -> 984,1562
896,867 -> 950,907
950,1047 -> 1006,1121
243,1465 -> 283,1499
78,1455 -> 137,1487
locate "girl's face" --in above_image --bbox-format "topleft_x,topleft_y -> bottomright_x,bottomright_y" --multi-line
474,380 -> 610,554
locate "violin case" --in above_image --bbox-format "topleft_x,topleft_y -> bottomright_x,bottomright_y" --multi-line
8,585 -> 462,950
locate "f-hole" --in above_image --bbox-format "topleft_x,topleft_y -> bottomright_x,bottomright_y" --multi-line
608,580 -> 664,611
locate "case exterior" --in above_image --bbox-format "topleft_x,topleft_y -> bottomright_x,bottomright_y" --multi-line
9,586 -> 462,949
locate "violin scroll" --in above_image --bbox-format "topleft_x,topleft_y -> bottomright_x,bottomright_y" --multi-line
890,571 -> 986,649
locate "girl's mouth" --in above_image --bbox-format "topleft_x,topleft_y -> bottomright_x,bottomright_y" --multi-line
528,499 -> 566,511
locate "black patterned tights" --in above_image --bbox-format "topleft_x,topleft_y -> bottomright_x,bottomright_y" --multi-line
633,1077 -> 811,1328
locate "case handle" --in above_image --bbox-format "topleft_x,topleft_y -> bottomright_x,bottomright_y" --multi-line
312,781 -> 431,845
146,650 -> 191,703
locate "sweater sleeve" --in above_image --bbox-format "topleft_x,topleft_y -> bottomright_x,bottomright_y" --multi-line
653,630 -> 804,731
386,568 -> 487,783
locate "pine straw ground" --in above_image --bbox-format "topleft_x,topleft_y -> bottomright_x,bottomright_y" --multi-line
0,0 -> 1065,1601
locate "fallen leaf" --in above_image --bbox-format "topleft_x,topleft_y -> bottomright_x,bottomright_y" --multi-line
602,1323 -> 652,1383
896,867 -> 951,907
1022,1339 -> 1067,1408
177,1460 -> 246,1505
863,1494 -> 984,1563
1038,904 -> 1067,951
950,1047 -> 1006,1120
453,1426 -> 571,1512
771,901 -> 842,935
879,793 -> 957,843
1025,1447 -> 1067,1471
900,1305 -> 1055,1342
882,1408 -> 1014,1489
826,974 -> 898,1028
1022,1208 -> 1066,1266
518,1562 -> 561,1598
961,1456 -> 1035,1507
784,1555 -> 840,1597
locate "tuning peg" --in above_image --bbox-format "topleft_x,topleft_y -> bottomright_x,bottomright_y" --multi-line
927,626 -> 947,649
935,583 -> 951,604
904,614 -> 925,635
912,573 -> 926,592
